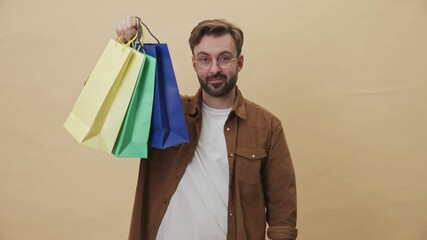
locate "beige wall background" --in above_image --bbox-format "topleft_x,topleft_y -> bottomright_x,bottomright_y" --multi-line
1,0 -> 426,239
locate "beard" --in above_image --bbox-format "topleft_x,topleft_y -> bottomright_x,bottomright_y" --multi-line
198,71 -> 238,97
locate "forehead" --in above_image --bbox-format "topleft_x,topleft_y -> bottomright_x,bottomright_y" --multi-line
193,34 -> 237,56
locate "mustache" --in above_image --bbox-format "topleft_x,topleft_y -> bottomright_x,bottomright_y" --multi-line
206,73 -> 227,81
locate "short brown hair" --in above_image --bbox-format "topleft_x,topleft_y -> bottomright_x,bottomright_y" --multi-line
188,19 -> 244,56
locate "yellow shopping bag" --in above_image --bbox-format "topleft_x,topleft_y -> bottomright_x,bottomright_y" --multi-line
64,39 -> 145,153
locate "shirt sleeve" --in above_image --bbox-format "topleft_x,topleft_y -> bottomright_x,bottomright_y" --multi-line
263,118 -> 298,240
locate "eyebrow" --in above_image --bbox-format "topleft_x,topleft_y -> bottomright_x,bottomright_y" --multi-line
195,50 -> 233,57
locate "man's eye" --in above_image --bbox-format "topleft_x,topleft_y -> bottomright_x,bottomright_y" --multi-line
219,56 -> 231,62
198,57 -> 210,63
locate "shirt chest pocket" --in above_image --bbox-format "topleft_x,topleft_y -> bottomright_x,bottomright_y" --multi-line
235,147 -> 267,184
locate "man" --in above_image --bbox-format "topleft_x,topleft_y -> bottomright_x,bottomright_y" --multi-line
116,16 -> 298,240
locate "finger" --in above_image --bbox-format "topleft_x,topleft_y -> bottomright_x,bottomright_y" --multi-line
115,20 -> 127,41
126,16 -> 137,31
115,16 -> 139,44
124,28 -> 137,43
124,16 -> 138,41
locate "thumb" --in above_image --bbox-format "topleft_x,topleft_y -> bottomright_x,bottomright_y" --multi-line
127,16 -> 138,28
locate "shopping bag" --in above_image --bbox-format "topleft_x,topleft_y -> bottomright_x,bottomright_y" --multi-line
112,54 -> 156,158
64,40 -> 145,153
143,44 -> 190,149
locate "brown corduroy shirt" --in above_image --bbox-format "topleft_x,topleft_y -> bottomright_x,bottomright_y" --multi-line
129,87 -> 298,240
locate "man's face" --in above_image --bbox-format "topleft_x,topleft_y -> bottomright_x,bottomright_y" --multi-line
192,34 -> 243,97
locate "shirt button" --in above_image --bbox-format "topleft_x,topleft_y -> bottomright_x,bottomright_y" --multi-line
230,153 -> 234,157
252,154 -> 256,158
226,127 -> 230,131
229,213 -> 233,217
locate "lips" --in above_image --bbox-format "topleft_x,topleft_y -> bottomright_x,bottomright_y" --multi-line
206,74 -> 227,85
208,78 -> 225,84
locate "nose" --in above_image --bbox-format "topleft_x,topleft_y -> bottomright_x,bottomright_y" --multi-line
209,59 -> 223,74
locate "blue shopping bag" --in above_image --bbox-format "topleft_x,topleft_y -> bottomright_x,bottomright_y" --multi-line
142,43 -> 190,149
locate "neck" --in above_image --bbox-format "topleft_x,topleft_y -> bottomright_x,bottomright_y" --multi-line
202,87 -> 236,109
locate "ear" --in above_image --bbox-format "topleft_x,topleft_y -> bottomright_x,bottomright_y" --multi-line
192,56 -> 197,71
237,54 -> 244,72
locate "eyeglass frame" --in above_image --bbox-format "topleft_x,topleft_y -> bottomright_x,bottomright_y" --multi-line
193,54 -> 239,70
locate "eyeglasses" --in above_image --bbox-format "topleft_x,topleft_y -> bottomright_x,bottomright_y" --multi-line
193,55 -> 237,70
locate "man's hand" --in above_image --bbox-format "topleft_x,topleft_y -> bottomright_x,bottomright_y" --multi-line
115,16 -> 138,44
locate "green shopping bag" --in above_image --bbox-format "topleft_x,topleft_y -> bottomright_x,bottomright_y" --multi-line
112,54 -> 156,158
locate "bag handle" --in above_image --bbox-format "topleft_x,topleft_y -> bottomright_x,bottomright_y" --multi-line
136,17 -> 160,44
116,31 -> 139,51
116,17 -> 160,51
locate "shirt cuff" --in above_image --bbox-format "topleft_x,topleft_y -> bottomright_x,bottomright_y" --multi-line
267,226 -> 298,240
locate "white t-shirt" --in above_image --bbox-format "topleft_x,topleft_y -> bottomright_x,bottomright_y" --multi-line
156,103 -> 231,240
